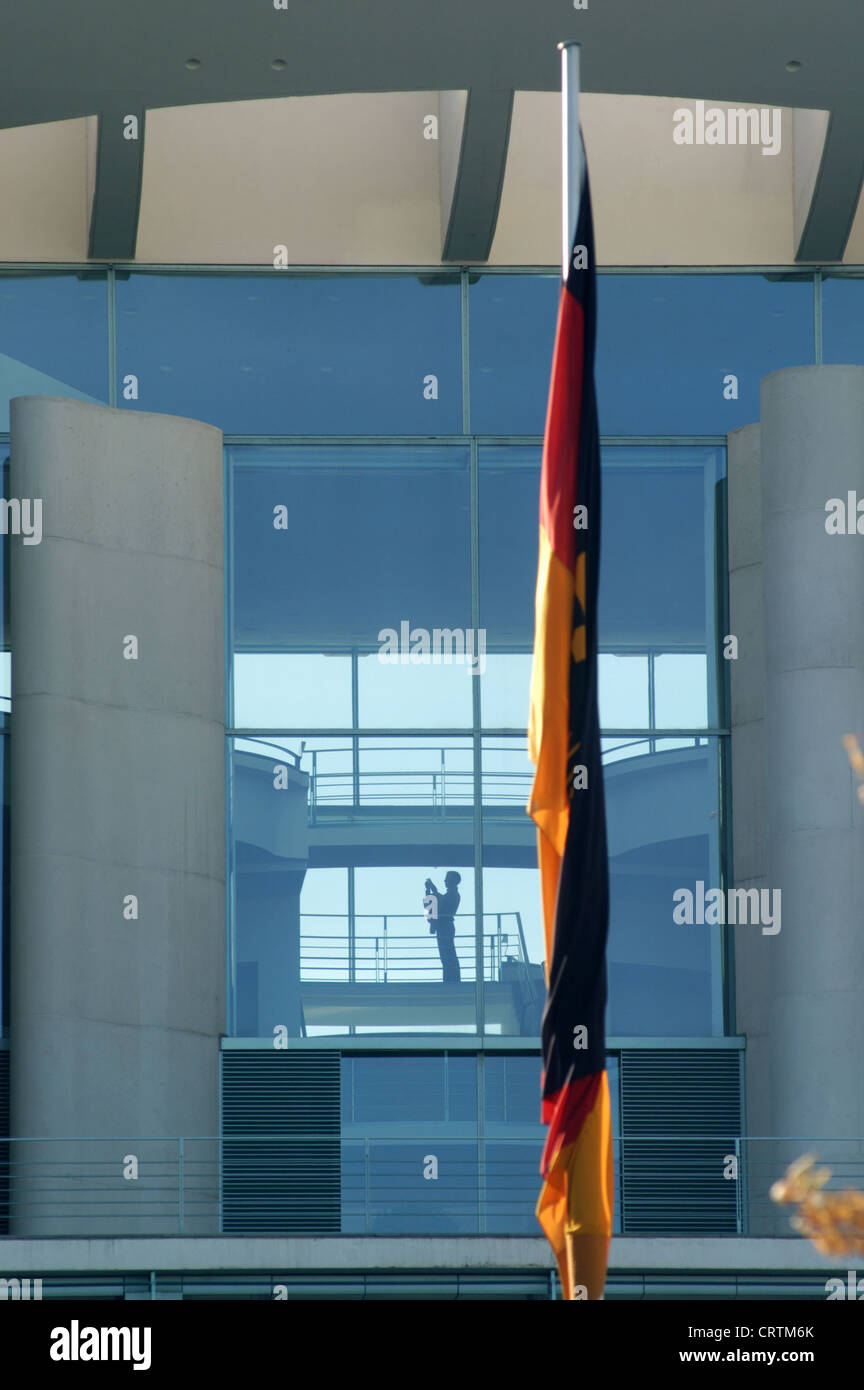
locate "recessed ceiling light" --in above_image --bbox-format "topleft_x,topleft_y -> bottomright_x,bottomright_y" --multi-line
786,59 -> 802,71
272,58 -> 287,70
185,58 -> 201,70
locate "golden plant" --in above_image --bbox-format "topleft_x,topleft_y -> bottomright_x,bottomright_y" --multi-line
768,738 -> 864,1255
771,1155 -> 864,1257
843,733 -> 864,803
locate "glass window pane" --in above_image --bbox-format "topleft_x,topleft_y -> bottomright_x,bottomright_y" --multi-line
479,654 -> 532,729
821,275 -> 864,365
470,273 -> 812,435
341,1056 -> 477,1126
599,450 -> 723,653
233,654 -> 352,728
595,274 -> 814,433
117,273 -> 462,433
0,735 -> 6,1036
483,737 -> 724,1038
484,1056 -> 543,1126
599,654 -> 649,728
229,737 -> 480,1036
0,453 -> 8,652
469,274 -> 559,433
356,737 -> 473,812
357,655 -> 474,729
479,445 -> 724,661
342,1140 -> 478,1233
654,653 -> 709,728
481,741 -> 544,1038
0,273 -> 109,430
606,738 -> 723,1036
230,443 -> 471,667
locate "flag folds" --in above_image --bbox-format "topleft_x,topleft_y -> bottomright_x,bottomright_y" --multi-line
527,129 -> 613,1301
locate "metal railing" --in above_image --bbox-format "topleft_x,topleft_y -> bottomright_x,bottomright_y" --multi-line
299,911 -> 531,984
237,740 -> 710,824
1,1136 -> 861,1238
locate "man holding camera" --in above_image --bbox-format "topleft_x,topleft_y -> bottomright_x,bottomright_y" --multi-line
424,871 -> 462,983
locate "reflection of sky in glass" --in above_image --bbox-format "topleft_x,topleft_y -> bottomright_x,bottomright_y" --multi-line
234,649 -> 711,732
357,655 -> 473,728
234,653 -> 352,726
117,274 -> 462,434
655,654 -> 708,727
483,866 -> 543,970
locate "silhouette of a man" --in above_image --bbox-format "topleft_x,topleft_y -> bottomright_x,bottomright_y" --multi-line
425,871 -> 461,983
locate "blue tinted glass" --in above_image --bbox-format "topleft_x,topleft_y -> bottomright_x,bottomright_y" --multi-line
230,445 -> 470,664
481,740 -> 544,1039
469,274 -> 559,433
0,454 -> 8,654
479,445 -> 724,669
229,739 -> 480,1036
483,737 -> 724,1037
234,655 -> 353,728
484,1141 -> 543,1234
0,736 -> 6,1036
596,274 -> 813,433
605,737 -> 723,1036
822,275 -> 864,364
482,865 -> 544,1037
484,1056 -> 542,1124
117,274 -> 462,433
341,1056 -> 477,1125
341,1140 -> 478,1233
0,273 -> 108,430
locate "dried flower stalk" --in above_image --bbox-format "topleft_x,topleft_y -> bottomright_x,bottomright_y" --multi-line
771,1155 -> 864,1257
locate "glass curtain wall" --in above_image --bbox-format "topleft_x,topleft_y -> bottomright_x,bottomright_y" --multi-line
0,265 -> 828,1045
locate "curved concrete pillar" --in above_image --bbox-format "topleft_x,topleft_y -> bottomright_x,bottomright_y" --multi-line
760,367 -> 864,1152
9,396 -> 224,1235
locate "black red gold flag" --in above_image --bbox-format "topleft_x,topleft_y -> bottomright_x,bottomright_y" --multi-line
527,77 -> 613,1300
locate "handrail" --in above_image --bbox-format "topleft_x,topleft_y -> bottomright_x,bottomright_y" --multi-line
2,1136 -> 861,1240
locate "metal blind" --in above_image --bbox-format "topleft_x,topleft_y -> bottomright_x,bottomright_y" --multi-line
221,1050 -> 341,1233
0,1048 -> 8,1235
619,1049 -> 742,1234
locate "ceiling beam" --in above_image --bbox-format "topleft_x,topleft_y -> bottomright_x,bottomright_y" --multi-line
795,110 -> 864,262
88,108 -> 146,260
440,87 -> 513,263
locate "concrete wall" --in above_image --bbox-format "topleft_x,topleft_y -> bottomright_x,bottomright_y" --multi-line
730,368 -> 864,1231
0,92 -> 832,264
9,396 -> 225,1235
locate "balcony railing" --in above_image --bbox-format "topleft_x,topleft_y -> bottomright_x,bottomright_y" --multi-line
236,738 -> 712,824
300,911 -> 534,984
1,1136 -> 862,1238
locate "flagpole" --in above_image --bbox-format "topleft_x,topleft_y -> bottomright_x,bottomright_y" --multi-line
559,41 -> 583,281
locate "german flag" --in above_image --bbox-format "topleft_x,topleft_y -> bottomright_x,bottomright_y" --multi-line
527,121 -> 613,1301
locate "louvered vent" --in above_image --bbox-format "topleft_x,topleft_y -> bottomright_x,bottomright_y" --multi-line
619,1049 -> 742,1234
0,1048 -> 8,1236
221,1050 -> 341,1233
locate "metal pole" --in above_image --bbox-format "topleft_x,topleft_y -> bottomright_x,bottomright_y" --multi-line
559,41 -> 583,283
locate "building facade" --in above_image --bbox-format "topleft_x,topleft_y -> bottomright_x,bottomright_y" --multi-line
0,20 -> 863,1297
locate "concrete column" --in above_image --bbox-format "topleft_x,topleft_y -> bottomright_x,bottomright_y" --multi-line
9,396 -> 225,1236
728,422 -> 772,1229
735,367 -> 864,1230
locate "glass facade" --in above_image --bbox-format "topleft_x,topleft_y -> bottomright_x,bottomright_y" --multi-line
339,1052 -> 622,1234
1,264 -> 855,1236
227,438 -> 727,1040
